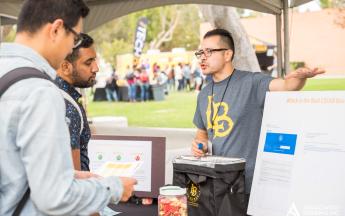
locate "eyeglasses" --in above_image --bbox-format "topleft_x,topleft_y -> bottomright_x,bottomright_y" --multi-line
63,23 -> 83,48
195,48 -> 229,59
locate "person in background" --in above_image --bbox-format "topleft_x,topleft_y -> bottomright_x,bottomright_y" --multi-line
138,67 -> 150,101
125,65 -> 136,102
105,67 -> 119,102
193,66 -> 203,92
175,63 -> 184,91
151,65 -> 168,86
166,65 -> 175,93
182,63 -> 192,91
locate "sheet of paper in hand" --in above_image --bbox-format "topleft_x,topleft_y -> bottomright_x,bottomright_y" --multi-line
96,161 -> 143,177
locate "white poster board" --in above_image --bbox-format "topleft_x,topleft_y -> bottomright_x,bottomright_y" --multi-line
248,91 -> 345,216
88,139 -> 152,192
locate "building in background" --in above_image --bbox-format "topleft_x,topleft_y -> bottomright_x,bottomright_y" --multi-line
240,9 -> 345,77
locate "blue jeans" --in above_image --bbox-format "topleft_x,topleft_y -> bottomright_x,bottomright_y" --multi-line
140,83 -> 149,101
128,84 -> 136,101
105,88 -> 118,101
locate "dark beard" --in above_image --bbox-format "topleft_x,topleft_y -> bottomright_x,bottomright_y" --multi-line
71,68 -> 96,88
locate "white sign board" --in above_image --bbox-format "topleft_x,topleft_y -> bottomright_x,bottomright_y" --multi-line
248,91 -> 345,216
88,139 -> 152,192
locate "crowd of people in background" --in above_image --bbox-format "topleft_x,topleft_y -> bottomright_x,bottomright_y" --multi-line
104,62 -> 207,102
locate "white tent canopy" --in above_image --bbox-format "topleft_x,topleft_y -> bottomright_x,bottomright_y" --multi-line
0,0 -> 314,74
0,0 -> 312,31
0,14 -> 16,25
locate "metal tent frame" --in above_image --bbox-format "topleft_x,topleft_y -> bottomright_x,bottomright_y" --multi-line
0,0 -> 315,75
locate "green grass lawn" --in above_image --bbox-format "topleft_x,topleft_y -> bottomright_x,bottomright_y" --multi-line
87,78 -> 345,128
88,91 -> 197,128
302,78 -> 345,91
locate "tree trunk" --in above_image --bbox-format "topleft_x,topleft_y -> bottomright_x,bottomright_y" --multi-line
150,9 -> 181,49
199,5 -> 260,72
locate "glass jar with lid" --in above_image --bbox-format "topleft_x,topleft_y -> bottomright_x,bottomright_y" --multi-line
158,185 -> 187,216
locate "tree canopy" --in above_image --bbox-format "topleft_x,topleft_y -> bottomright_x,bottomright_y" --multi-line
89,4 -> 201,66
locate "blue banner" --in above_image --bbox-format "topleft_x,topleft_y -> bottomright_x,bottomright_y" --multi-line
264,132 -> 297,155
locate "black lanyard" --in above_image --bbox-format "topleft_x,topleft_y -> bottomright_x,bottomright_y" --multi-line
210,69 -> 235,133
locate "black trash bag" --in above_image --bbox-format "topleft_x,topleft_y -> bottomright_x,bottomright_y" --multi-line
173,156 -> 246,216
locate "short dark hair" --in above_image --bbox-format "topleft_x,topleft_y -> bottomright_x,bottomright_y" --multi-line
204,28 -> 235,60
66,33 -> 94,63
17,0 -> 89,33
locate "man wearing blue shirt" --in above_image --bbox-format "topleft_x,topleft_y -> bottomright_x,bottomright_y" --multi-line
0,0 -> 136,215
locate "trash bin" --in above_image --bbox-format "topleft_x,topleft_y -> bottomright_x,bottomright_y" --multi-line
118,86 -> 129,101
173,155 -> 246,216
152,85 -> 165,101
93,88 -> 107,101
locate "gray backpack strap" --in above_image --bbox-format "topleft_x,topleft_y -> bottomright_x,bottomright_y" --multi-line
0,67 -> 51,216
59,89 -> 84,135
0,67 -> 51,98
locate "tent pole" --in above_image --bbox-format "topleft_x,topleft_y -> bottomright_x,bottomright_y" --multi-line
283,0 -> 290,75
0,16 -> 2,44
276,13 -> 283,78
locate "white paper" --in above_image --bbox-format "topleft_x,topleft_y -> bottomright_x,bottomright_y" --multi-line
88,139 -> 152,192
96,161 -> 143,177
248,91 -> 345,216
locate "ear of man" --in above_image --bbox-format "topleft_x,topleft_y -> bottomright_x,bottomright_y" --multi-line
48,19 -> 64,43
225,50 -> 233,62
61,60 -> 73,76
